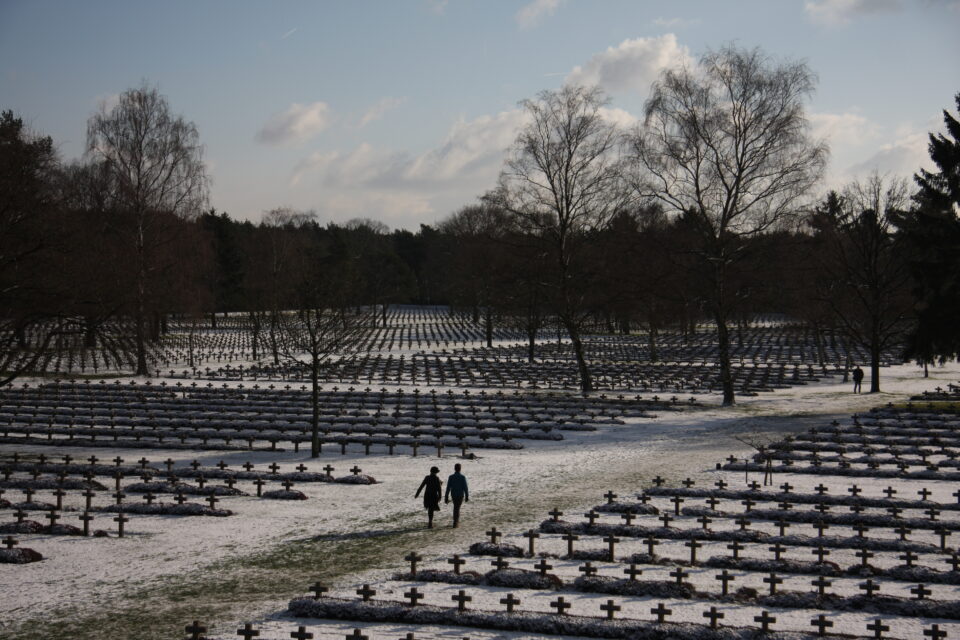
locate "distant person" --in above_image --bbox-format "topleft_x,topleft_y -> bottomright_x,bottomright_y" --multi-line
415,466 -> 443,529
852,366 -> 864,393
444,463 -> 470,527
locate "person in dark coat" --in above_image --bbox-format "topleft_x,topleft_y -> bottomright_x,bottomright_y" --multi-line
852,366 -> 864,393
415,466 -> 443,528
444,463 -> 469,528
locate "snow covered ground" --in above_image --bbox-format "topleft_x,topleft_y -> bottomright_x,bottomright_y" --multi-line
1,358 -> 958,640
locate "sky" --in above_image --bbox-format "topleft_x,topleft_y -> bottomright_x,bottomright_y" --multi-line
1,0 -> 958,230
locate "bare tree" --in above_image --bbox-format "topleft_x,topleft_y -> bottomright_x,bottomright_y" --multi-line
86,83 -> 208,375
812,174 -> 913,392
492,85 -> 627,393
629,45 -> 827,405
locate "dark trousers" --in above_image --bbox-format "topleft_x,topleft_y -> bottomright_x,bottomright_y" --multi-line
451,495 -> 464,524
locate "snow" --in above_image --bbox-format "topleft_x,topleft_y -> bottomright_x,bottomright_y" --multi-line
1,356 -> 959,640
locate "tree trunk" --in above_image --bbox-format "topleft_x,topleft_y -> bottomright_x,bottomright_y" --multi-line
715,312 -> 735,406
924,361 -> 929,378
472,305 -> 480,324
210,312 -> 217,329
250,311 -> 260,361
160,313 -> 168,335
527,325 -> 536,363
869,331 -> 881,393
813,322 -> 826,367
269,311 -> 279,365
382,303 -> 388,327
564,318 -> 592,394
485,309 -> 493,348
83,317 -> 97,349
648,323 -> 658,362
134,310 -> 148,375
311,355 -> 321,457
149,311 -> 161,342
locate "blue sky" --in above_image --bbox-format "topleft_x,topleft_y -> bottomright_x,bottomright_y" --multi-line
1,0 -> 957,229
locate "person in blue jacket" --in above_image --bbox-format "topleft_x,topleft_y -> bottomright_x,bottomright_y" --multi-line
444,463 -> 469,527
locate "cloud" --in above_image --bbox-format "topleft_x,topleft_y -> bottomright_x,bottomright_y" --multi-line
597,106 -> 639,128
281,27 -> 297,39
256,101 -> 332,146
516,0 -> 561,29
804,0 -> 901,26
651,16 -> 698,28
359,96 -> 407,128
565,34 -> 691,95
844,130 -> 930,180
406,109 -> 529,181
809,111 -> 881,147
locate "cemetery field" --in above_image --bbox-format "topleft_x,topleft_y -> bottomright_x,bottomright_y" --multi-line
2,358 -> 958,640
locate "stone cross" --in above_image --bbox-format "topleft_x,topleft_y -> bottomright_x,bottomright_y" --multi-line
859,579 -> 880,597
79,511 -> 93,536
534,558 -> 552,577
451,589 -> 471,612
704,606 -> 724,629
114,512 -> 129,537
356,584 -> 376,602
763,572 -> 783,595
578,562 -> 598,578
500,593 -> 520,613
866,619 -> 889,639
911,583 -> 932,600
600,599 -> 621,620
754,611 -> 776,633
924,624 -> 947,640
236,623 -> 260,639
715,569 -> 735,595
185,621 -> 206,640
405,551 -> 423,575
289,627 -> 314,640
650,602 -> 671,623
404,586 -> 423,606
811,575 -> 832,596
310,582 -> 328,599
523,529 -> 539,556
550,596 -> 571,615
562,532 -> 579,556
447,554 -> 465,575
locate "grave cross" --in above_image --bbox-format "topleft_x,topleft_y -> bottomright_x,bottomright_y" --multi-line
670,495 -> 685,515
811,614 -> 833,636
866,619 -> 890,640
404,586 -> 424,606
289,627 -> 313,640
763,572 -> 783,595
451,589 -> 472,612
114,512 -> 129,537
345,631 -> 367,640
491,556 -> 510,571
350,466 -> 362,476
500,593 -> 521,613
811,575 -> 832,596
924,624 -> 947,640
812,546 -> 831,563
184,621 -> 207,640
727,540 -> 744,559
310,582 -> 328,599
603,490 -> 617,504
624,563 -> 642,581
523,529 -> 539,556
600,599 -> 621,620
685,538 -> 702,564
548,508 -> 564,522
715,569 -> 735,595
46,511 -> 60,527
356,584 -> 376,602
650,602 -> 672,623
604,534 -> 620,561
697,515 -> 713,531
578,562 -> 598,577
2,536 -> 17,549
236,623 -> 260,639
754,611 -> 776,633
703,606 -> 724,629
911,583 -> 932,600
550,596 -> 571,615
78,511 -> 93,536
486,527 -> 501,544
405,551 -> 423,575
447,554 -> 465,574
669,567 -> 689,586
584,510 -> 600,525
562,532 -> 579,556
859,579 -> 880,597
769,542 -> 786,561
918,487 -> 932,501
533,558 -> 553,576
899,550 -> 918,567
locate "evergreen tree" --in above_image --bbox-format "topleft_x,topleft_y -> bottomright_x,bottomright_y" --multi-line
897,93 -> 960,366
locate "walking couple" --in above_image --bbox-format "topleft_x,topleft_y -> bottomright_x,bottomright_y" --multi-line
414,463 -> 469,529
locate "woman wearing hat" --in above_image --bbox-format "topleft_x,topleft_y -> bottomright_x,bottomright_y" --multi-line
414,466 -> 443,528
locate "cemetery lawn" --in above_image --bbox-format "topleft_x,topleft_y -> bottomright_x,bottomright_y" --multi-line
2,361 -> 958,640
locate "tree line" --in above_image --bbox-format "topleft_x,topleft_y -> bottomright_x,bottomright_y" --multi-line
2,46 -> 958,405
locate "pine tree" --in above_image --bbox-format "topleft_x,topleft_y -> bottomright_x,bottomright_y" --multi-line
897,93 -> 960,366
